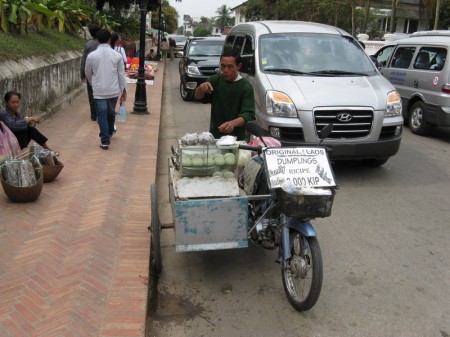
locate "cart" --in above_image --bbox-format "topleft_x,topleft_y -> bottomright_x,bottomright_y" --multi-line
150,125 -> 337,311
150,141 -> 251,274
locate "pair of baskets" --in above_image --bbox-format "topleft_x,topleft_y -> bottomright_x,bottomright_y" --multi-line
0,156 -> 63,202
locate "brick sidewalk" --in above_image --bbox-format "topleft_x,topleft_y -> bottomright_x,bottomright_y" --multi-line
0,62 -> 164,337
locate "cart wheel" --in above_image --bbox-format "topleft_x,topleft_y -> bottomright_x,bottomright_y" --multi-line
150,184 -> 162,276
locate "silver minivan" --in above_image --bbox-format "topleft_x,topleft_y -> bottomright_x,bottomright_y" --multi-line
372,32 -> 450,135
225,21 -> 403,166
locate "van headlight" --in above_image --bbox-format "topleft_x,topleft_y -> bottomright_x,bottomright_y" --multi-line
385,91 -> 402,117
187,65 -> 201,76
266,91 -> 297,117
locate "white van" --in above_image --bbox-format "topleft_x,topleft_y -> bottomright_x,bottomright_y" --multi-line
372,31 -> 450,135
225,21 -> 403,166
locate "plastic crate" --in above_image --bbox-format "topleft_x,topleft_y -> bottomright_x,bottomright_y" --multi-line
275,188 -> 335,219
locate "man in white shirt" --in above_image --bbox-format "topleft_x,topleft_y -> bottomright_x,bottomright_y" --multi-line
85,29 -> 127,150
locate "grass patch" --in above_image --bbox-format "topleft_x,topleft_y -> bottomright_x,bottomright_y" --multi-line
0,29 -> 86,63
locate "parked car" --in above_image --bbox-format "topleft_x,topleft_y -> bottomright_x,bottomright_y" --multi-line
224,21 -> 403,166
371,31 -> 450,135
168,35 -> 187,57
178,36 -> 225,101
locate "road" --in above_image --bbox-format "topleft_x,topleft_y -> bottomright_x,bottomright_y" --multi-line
147,60 -> 450,337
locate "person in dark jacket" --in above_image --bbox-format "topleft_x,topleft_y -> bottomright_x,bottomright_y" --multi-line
80,24 -> 101,121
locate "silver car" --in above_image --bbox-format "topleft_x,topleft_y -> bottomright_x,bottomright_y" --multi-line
372,31 -> 450,135
225,21 -> 403,166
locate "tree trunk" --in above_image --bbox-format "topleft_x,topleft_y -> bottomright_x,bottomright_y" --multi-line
390,0 -> 397,33
363,0 -> 371,32
351,0 -> 356,36
434,0 -> 441,29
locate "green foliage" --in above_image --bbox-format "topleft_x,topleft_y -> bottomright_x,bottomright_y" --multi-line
0,28 -> 85,62
215,4 -> 233,33
151,1 -> 178,34
242,0 -> 442,39
0,0 -> 93,34
193,26 -> 210,37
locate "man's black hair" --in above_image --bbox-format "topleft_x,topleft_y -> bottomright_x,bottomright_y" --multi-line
221,49 -> 242,65
110,32 -> 120,48
88,24 -> 101,38
96,29 -> 111,44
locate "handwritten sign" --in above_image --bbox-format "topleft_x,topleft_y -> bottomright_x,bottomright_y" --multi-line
264,147 -> 336,188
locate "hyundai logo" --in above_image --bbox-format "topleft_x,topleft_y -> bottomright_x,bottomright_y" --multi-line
214,68 -> 220,73
337,112 -> 353,122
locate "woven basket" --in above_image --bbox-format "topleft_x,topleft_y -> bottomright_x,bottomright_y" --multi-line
1,169 -> 43,202
43,159 -> 64,183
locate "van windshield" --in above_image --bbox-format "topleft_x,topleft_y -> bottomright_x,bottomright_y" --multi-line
172,36 -> 186,44
259,33 -> 377,76
188,40 -> 224,57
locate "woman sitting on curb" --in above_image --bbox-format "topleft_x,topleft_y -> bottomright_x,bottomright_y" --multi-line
0,91 -> 59,155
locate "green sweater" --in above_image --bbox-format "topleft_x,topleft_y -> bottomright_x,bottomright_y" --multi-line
205,73 -> 255,140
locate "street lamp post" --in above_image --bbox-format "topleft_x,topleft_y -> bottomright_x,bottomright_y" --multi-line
156,1 -> 163,61
132,0 -> 149,114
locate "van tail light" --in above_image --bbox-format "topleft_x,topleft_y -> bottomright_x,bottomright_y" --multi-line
442,84 -> 450,94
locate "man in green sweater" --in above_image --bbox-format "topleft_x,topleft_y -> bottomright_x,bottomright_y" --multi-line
194,49 -> 255,140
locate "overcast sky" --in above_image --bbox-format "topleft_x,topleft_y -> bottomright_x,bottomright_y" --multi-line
170,0 -> 244,27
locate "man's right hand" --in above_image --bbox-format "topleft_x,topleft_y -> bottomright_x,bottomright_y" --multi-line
198,82 -> 213,94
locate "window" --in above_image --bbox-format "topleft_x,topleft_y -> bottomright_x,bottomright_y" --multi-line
224,35 -> 235,50
233,36 -> 245,53
242,34 -> 254,56
375,45 -> 396,68
428,48 -> 447,71
392,47 -> 415,69
404,19 -> 418,34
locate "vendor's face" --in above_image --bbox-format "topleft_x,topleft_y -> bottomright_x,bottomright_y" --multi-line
6,95 -> 20,113
220,56 -> 241,82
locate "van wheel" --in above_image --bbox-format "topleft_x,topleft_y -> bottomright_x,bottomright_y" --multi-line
180,82 -> 192,101
409,102 -> 432,135
362,158 -> 389,167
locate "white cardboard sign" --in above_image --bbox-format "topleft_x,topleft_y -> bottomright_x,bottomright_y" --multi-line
264,147 -> 336,188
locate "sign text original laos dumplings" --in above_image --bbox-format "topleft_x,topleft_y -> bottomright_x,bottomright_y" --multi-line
264,147 -> 336,188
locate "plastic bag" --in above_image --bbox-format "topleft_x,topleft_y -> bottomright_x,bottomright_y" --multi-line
116,103 -> 127,122
1,160 -> 20,186
0,121 -> 21,163
197,132 -> 215,145
237,141 -> 252,167
19,160 -> 36,187
180,133 -> 199,145
1,158 -> 38,187
216,135 -> 237,146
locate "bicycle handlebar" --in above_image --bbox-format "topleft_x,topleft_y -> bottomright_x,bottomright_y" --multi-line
238,144 -> 263,155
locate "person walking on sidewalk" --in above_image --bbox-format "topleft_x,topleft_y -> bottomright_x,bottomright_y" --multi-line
160,38 -> 169,61
80,24 -> 101,122
169,37 -> 176,61
111,32 -> 127,68
85,29 -> 127,150
194,49 -> 255,140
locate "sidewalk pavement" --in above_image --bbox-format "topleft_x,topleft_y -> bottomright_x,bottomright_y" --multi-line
0,62 -> 164,337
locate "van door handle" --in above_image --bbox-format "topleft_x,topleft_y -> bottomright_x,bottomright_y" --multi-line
414,79 -> 419,88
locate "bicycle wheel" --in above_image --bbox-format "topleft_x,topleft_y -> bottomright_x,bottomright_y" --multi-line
150,184 -> 162,276
281,231 -> 323,311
